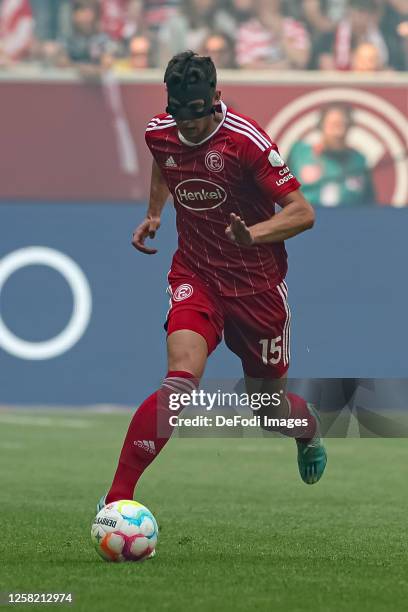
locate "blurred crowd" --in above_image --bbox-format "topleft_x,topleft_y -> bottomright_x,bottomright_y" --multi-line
0,0 -> 407,72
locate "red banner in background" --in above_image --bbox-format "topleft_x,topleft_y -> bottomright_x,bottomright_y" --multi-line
0,75 -> 406,205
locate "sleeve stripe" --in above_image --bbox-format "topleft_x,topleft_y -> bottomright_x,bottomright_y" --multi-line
146,116 -> 176,130
150,116 -> 173,123
225,116 -> 270,150
227,111 -> 272,149
224,120 -> 267,151
148,118 -> 175,126
146,122 -> 177,132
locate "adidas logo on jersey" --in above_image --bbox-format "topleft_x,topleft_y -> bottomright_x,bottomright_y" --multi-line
134,440 -> 156,454
165,156 -> 177,168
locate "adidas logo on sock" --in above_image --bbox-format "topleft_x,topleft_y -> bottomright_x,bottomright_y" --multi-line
165,156 -> 177,168
134,440 -> 156,454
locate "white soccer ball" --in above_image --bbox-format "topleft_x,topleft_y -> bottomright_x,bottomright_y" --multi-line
91,500 -> 158,562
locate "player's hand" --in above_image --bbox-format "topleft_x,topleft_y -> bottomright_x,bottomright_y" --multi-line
131,217 -> 161,254
225,213 -> 254,246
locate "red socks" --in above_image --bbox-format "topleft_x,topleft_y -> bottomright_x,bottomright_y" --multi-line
106,371 -> 197,503
105,381 -> 315,503
285,392 -> 316,440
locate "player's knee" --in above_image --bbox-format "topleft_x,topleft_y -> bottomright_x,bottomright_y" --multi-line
167,330 -> 208,379
168,350 -> 202,376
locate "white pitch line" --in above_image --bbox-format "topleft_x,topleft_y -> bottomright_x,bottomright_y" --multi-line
0,414 -> 91,429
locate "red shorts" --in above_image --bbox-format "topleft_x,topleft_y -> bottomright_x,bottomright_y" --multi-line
166,262 -> 291,379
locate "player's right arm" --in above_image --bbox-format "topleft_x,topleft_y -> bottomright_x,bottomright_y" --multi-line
131,158 -> 170,255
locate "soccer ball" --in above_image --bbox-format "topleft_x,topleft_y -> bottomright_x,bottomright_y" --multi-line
91,500 -> 158,562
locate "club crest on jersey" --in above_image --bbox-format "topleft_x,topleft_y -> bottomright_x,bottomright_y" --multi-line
268,150 -> 285,167
175,179 -> 227,211
173,284 -> 193,302
205,150 -> 224,173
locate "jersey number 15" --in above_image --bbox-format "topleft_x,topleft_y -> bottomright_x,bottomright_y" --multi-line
259,337 -> 282,365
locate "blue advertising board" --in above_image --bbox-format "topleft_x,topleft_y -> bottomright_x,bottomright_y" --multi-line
0,203 -> 407,405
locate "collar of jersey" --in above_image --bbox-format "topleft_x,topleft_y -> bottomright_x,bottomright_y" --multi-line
177,101 -> 227,147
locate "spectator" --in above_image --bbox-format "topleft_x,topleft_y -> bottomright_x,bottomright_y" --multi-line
56,1 -> 117,77
287,103 -> 377,207
2,0 -> 405,73
144,0 -> 181,32
100,0 -> 147,61
351,41 -> 384,70
235,0 -> 311,69
114,34 -> 154,70
100,0 -> 145,41
0,0 -> 34,64
303,0 -> 348,35
30,0 -> 70,42
397,20 -> 408,68
125,0 -> 146,37
379,0 -> 407,70
201,32 -> 236,68
216,0 -> 304,59
315,0 -> 390,70
157,0 -> 225,65
215,0 -> 257,40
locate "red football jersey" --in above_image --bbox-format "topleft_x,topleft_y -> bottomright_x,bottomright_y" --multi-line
145,101 -> 301,296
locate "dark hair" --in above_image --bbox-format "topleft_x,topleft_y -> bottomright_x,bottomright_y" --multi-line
164,51 -> 217,89
319,103 -> 353,128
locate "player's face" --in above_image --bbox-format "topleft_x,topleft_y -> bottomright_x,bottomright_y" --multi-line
175,100 -> 210,140
174,94 -> 220,143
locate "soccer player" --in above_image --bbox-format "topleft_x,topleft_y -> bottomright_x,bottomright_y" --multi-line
98,51 -> 327,512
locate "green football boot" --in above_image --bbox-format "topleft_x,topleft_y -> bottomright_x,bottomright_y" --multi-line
296,403 -> 327,485
96,494 -> 107,514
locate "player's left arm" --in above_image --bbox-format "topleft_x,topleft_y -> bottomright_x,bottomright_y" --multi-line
226,140 -> 315,245
226,190 -> 314,245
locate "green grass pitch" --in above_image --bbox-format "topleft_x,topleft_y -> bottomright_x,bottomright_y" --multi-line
0,409 -> 407,612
